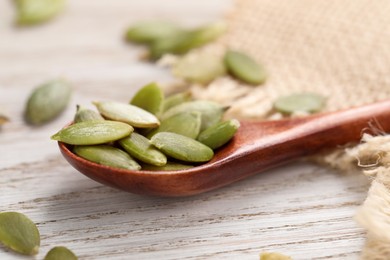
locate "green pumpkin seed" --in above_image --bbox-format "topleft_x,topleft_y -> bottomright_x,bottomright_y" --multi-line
73,145 -> 141,170
130,82 -> 164,116
174,22 -> 227,54
25,79 -> 72,125
197,119 -> 240,149
14,0 -> 65,26
151,132 -> 214,162
74,105 -> 104,123
148,22 -> 226,60
173,53 -> 226,84
224,50 -> 266,85
162,91 -> 192,113
44,246 -> 78,260
119,132 -> 167,166
147,112 -> 201,139
93,101 -> 160,128
148,31 -> 191,60
51,121 -> 133,145
161,100 -> 225,131
0,212 -> 40,255
125,21 -> 183,45
141,162 -> 193,171
274,93 -> 326,114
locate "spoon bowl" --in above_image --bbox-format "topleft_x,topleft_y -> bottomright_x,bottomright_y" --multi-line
58,99 -> 390,197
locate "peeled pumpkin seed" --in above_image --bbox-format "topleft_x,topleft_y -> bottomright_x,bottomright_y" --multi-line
125,21 -> 183,45
130,82 -> 164,116
141,162 -> 194,171
119,132 -> 167,166
174,22 -> 227,54
51,121 -> 133,145
44,246 -> 78,260
151,132 -> 214,162
73,145 -> 141,170
14,0 -> 65,26
162,91 -> 192,113
173,53 -> 226,84
147,112 -> 201,139
94,101 -> 160,128
273,93 -> 326,114
74,105 -> 104,123
0,212 -> 40,255
198,119 -> 240,149
161,100 -> 225,131
25,79 -> 71,125
148,31 -> 190,60
224,50 -> 266,85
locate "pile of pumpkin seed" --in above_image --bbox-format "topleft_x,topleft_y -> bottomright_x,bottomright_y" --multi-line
51,82 -> 240,171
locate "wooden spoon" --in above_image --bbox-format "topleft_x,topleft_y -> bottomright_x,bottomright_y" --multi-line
58,99 -> 390,197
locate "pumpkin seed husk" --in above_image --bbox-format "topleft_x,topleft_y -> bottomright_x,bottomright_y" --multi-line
162,91 -> 192,113
173,53 -> 226,84
273,93 -> 326,115
51,121 -> 133,145
44,246 -> 78,260
125,21 -> 183,45
25,79 -> 72,125
74,105 -> 104,123
224,50 -> 266,85
14,0 -> 66,26
0,212 -> 40,255
260,252 -> 292,260
141,161 -> 194,171
73,145 -> 141,170
161,100 -> 225,131
151,132 -> 214,162
119,132 -> 167,166
147,112 -> 201,139
93,101 -> 160,128
0,113 -> 9,125
197,119 -> 240,149
130,82 -> 164,116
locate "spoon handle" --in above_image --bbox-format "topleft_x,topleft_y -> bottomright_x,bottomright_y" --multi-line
237,99 -> 390,172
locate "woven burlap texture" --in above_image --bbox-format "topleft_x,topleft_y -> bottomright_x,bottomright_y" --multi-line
172,0 -> 390,259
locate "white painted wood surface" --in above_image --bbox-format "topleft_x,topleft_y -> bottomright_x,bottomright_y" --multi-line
0,1 -> 368,259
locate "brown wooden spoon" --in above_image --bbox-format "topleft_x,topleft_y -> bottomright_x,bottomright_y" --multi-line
58,99 -> 390,197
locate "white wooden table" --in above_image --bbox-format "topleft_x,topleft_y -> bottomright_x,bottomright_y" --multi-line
0,1 -> 368,259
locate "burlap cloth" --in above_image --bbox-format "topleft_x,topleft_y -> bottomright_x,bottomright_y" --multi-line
165,0 -> 390,259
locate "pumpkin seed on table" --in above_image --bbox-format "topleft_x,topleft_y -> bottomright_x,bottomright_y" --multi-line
198,119 -> 240,149
93,101 -> 160,128
44,246 -> 78,260
147,112 -> 201,139
141,161 -> 194,171
224,50 -> 267,85
0,113 -> 9,125
161,100 -> 226,131
273,93 -> 326,115
0,212 -> 40,255
260,252 -> 292,260
14,0 -> 66,26
51,121 -> 133,145
125,21 -> 183,45
130,82 -> 164,116
151,132 -> 214,163
74,145 -> 141,170
25,79 -> 71,125
119,132 -> 167,166
74,105 -> 104,123
162,91 -> 192,113
173,53 -> 226,84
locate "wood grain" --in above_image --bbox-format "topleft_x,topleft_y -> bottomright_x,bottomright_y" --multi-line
0,0 -> 367,259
